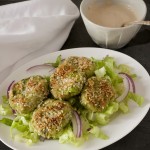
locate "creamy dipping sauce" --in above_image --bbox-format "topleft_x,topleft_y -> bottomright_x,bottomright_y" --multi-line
85,1 -> 138,28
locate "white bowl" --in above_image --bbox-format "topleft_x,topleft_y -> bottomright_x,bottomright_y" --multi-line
80,0 -> 147,49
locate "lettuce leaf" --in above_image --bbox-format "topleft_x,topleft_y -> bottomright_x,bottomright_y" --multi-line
119,102 -> 129,113
95,67 -> 106,78
87,102 -> 119,125
91,57 -> 104,70
51,55 -> 62,68
0,105 -> 13,116
0,118 -> 13,126
119,92 -> 144,113
127,92 -> 144,106
88,125 -> 108,140
117,64 -> 137,78
59,125 -> 88,146
0,95 -> 13,116
10,114 -> 39,145
59,113 -> 109,146
93,56 -> 123,95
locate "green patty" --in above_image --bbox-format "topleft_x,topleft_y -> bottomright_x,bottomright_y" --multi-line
50,64 -> 86,100
81,77 -> 116,112
63,56 -> 96,77
9,75 -> 49,114
31,99 -> 72,139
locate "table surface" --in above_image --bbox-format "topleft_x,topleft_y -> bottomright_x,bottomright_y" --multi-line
0,0 -> 150,150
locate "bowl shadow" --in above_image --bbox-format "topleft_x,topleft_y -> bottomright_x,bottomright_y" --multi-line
126,28 -> 150,47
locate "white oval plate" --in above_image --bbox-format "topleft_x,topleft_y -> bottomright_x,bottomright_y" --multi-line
0,48 -> 150,150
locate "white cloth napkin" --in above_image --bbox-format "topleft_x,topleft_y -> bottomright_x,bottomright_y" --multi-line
0,0 -> 79,83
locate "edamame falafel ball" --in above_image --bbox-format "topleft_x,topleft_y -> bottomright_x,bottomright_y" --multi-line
80,77 -> 115,112
9,75 -> 49,114
50,64 -> 86,100
31,99 -> 72,139
63,56 -> 96,77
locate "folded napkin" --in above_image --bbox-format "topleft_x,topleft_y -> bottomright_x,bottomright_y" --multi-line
0,0 -> 79,83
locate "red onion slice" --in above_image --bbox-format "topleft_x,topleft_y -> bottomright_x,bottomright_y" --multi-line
26,58 -> 65,72
71,110 -> 82,138
11,109 -> 17,115
49,68 -> 55,74
7,80 -> 15,98
119,72 -> 136,93
117,74 -> 130,102
26,64 -> 53,71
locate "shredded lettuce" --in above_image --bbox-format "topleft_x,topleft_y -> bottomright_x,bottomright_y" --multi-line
103,56 -> 116,70
0,105 -> 12,116
95,113 -> 109,125
0,118 -> 13,126
88,125 -> 108,140
93,56 -> 123,96
91,57 -> 104,70
51,55 -> 62,68
103,56 -> 118,80
95,67 -> 106,78
119,102 -> 129,113
1,95 -> 8,103
87,102 -> 119,125
105,102 -> 119,115
59,125 -> 88,146
0,95 -> 13,116
117,64 -> 137,78
127,92 -> 144,106
10,114 -> 39,145
59,113 -> 109,146
118,64 -> 131,75
119,92 -> 144,113
45,55 -> 62,68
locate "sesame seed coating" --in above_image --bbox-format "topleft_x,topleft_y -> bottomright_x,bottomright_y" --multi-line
50,63 -> 86,100
81,77 -> 115,112
31,99 -> 72,139
63,56 -> 96,77
9,75 -> 49,114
